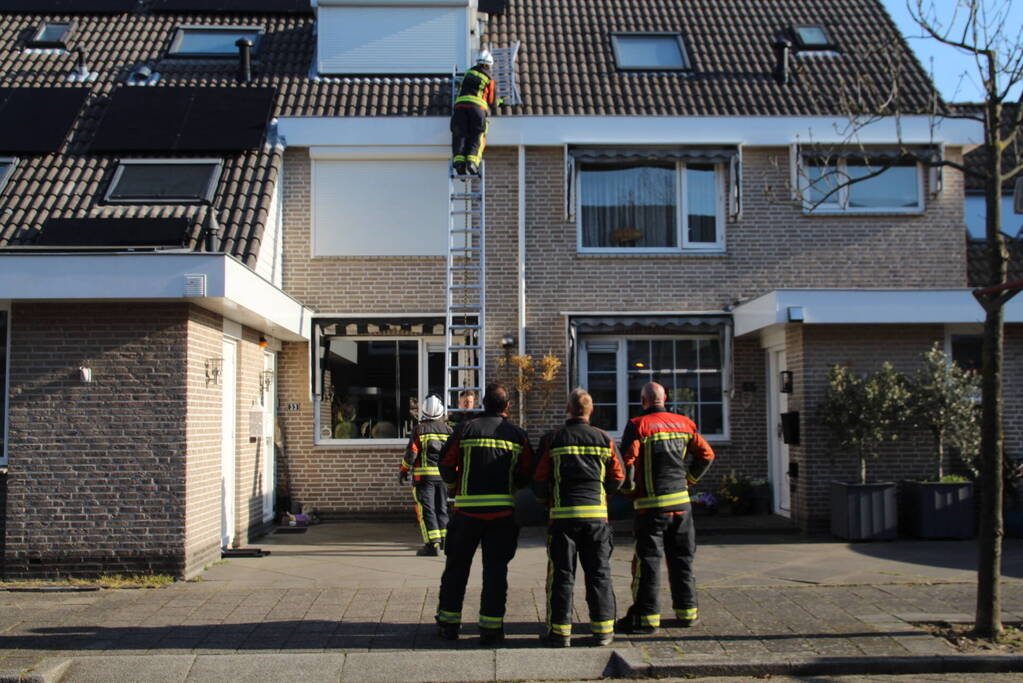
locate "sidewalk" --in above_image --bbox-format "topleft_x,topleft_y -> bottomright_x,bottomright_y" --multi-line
2,522 -> 1023,682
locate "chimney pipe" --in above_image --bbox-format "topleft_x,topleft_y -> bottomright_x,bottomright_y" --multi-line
236,38 -> 253,84
773,38 -> 792,85
71,46 -> 89,79
204,205 -> 220,253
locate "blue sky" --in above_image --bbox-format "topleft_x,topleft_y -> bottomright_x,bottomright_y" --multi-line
881,0 -> 1023,102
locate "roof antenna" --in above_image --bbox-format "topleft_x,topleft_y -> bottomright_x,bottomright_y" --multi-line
772,36 -> 792,85
236,38 -> 253,84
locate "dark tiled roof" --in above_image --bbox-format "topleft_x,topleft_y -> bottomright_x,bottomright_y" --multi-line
0,0 -> 940,264
955,103 -> 1021,192
967,238 -> 1023,288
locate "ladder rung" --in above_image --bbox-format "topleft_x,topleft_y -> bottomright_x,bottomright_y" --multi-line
450,193 -> 482,200
449,265 -> 482,270
450,284 -> 481,289
448,345 -> 481,351
451,209 -> 482,215
450,246 -> 481,252
449,368 -> 482,373
447,324 -> 481,330
450,304 -> 482,310
450,387 -> 482,392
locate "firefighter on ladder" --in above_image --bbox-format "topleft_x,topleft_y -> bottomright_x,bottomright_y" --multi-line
616,381 -> 716,635
533,388 -> 625,647
451,50 -> 499,176
400,395 -> 453,556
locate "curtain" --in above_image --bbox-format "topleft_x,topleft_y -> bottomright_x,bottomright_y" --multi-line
579,163 -> 676,247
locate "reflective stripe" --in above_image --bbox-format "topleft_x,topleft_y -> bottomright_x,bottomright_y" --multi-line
550,445 -> 612,458
455,94 -> 489,108
550,505 -> 608,519
414,467 -> 440,476
591,620 -> 614,634
675,607 -> 699,620
437,610 -> 461,624
479,614 -> 503,627
634,490 -> 690,510
427,529 -> 443,540
461,438 -> 523,453
455,494 -> 515,507
638,614 -> 660,627
549,622 -> 571,636
640,430 -> 692,445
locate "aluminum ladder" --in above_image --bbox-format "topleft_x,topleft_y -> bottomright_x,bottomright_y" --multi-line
444,163 -> 485,413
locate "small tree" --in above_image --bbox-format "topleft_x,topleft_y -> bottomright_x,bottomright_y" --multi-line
496,352 -> 562,426
820,363 -> 911,484
908,343 -> 983,480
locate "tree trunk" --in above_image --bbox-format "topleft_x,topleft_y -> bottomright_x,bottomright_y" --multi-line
937,432 -> 944,481
859,450 -> 867,485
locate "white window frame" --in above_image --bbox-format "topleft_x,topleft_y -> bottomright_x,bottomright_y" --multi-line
578,334 -> 730,441
575,160 -> 726,254
0,157 -> 18,195
315,334 -> 446,447
1,301 -> 10,467
27,21 -> 72,48
104,158 -> 223,204
168,25 -> 264,58
798,155 -> 925,215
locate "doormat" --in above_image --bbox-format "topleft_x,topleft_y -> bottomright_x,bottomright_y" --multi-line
274,527 -> 308,534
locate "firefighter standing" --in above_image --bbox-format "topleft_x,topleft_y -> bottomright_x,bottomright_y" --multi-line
451,50 -> 497,176
400,395 -> 452,556
617,382 -> 715,634
534,388 -> 625,647
435,383 -> 533,645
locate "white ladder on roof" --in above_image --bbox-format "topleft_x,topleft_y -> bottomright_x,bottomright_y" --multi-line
490,41 -> 522,106
444,163 -> 485,413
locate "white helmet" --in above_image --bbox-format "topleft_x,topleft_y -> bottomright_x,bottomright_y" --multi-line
422,395 -> 445,420
476,49 -> 494,66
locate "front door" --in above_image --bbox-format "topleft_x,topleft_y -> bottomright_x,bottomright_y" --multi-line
221,339 -> 238,548
767,348 -> 791,517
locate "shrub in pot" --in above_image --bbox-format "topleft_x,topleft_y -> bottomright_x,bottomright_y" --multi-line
820,362 -> 909,540
903,343 -> 980,539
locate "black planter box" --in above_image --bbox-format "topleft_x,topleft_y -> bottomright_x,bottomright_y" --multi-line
901,480 -> 975,539
830,481 -> 897,540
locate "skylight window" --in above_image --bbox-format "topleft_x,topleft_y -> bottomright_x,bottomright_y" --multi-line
26,22 -> 71,48
611,33 -> 690,71
792,25 -> 834,50
0,157 -> 17,194
168,26 -> 263,57
105,160 -> 222,203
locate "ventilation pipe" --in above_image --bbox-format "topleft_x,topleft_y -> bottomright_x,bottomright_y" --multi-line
71,46 -> 90,79
772,38 -> 792,85
236,38 -> 253,84
203,205 -> 220,253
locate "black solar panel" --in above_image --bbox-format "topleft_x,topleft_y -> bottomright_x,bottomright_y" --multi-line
155,0 -> 312,13
37,217 -> 190,248
0,0 -> 137,13
0,88 -> 88,153
477,0 -> 507,15
90,87 -> 276,152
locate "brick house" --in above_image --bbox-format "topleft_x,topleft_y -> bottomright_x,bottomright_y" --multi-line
1,0 -> 1021,577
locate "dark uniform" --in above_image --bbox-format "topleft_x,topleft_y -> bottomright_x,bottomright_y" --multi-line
534,417 -> 625,642
401,418 -> 454,548
619,407 -> 715,631
435,411 -> 533,639
451,64 -> 496,173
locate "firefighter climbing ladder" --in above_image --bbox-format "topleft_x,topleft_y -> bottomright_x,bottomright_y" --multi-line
444,164 -> 485,413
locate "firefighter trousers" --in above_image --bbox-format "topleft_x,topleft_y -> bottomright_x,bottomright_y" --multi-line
413,478 -> 449,545
545,519 -> 615,637
627,508 -> 698,628
436,512 -> 519,630
450,105 -> 488,167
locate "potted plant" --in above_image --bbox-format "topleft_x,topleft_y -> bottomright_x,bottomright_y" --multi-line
820,362 -> 909,540
903,343 -> 980,539
718,470 -> 756,515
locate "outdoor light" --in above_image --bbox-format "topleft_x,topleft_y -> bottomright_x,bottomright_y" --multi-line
780,370 -> 794,394
259,369 -> 275,393
499,334 -> 516,349
787,306 -> 805,323
205,357 -> 224,385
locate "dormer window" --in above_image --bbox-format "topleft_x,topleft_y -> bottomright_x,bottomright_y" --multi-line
611,33 -> 690,71
792,25 -> 834,51
168,26 -> 263,58
26,22 -> 71,48
105,159 -> 222,203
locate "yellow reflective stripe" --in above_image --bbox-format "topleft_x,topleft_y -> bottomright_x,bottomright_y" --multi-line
437,610 -> 461,623
550,623 -> 571,636
455,94 -> 489,108
412,487 -> 429,544
550,445 -> 612,458
461,438 -> 523,453
552,450 -> 562,509
641,430 -> 692,445
550,505 -> 607,519
591,620 -> 614,634
634,490 -> 691,510
638,614 -> 660,627
421,433 -> 449,441
479,614 -> 503,627
427,529 -> 443,540
455,494 -> 515,507
675,607 -> 699,619
414,467 -> 440,475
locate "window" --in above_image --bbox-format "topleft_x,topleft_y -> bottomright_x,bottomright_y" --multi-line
26,22 -> 71,48
792,25 -> 834,50
105,160 -> 222,203
801,156 -> 923,213
964,192 -> 1019,239
611,33 -> 689,70
950,333 -> 983,373
317,336 -> 445,443
0,157 -> 17,194
580,336 -> 727,438
169,26 -> 263,57
1,307 -> 8,466
577,161 -> 724,251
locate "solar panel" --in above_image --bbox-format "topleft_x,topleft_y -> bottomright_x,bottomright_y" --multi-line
477,0 -> 507,14
90,87 -> 276,152
154,0 -> 313,13
0,0 -> 136,13
37,217 -> 191,248
0,88 -> 88,153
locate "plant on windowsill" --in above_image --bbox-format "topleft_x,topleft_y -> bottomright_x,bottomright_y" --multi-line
820,362 -> 910,540
610,227 -> 643,247
902,343 -> 980,539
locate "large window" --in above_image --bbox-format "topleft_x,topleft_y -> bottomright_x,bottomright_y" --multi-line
802,156 -> 923,213
317,336 -> 445,443
580,335 -> 727,438
577,161 -> 724,252
1,308 -> 8,466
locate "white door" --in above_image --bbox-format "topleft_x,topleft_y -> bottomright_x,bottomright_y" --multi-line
261,351 -> 277,523
221,339 -> 238,548
767,348 -> 791,517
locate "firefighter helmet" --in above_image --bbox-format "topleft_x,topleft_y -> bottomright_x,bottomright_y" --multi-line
476,49 -> 494,66
422,395 -> 445,420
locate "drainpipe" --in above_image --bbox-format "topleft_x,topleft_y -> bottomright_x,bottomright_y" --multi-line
236,38 -> 253,84
517,144 -> 526,424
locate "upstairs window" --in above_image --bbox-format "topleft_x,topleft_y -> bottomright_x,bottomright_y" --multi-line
168,26 -> 263,57
105,160 -> 222,203
611,33 -> 689,71
800,153 -> 923,214
26,22 -> 71,48
792,25 -> 834,51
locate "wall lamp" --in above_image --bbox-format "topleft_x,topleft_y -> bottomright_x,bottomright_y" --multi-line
259,369 -> 275,393
499,334 -> 516,350
780,370 -> 794,394
205,357 -> 224,386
